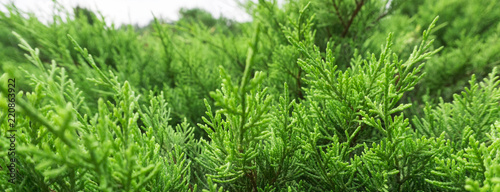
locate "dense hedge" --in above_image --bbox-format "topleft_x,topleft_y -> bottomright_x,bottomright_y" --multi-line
1,0 -> 499,191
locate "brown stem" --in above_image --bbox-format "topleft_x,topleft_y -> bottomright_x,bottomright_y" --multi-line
341,0 -> 365,38
247,170 -> 258,192
332,0 -> 347,28
375,11 -> 388,23
297,69 -> 304,100
271,169 -> 280,185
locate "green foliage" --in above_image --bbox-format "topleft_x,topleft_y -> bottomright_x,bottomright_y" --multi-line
414,68 -> 500,145
0,33 -> 196,191
1,0 -> 499,191
415,68 -> 500,191
464,122 -> 500,192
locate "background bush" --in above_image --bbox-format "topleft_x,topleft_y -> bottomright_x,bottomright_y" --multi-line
0,0 -> 499,191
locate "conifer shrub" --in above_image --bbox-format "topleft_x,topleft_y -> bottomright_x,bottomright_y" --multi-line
0,0 -> 499,191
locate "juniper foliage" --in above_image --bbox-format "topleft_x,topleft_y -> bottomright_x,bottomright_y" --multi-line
1,0 -> 499,191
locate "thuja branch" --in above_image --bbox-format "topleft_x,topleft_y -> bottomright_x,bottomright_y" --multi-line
15,96 -> 76,148
238,23 -> 261,149
152,15 -> 173,74
234,23 -> 261,192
